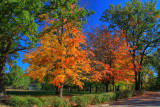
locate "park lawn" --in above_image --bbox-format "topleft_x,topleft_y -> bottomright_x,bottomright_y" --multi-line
6,89 -> 106,99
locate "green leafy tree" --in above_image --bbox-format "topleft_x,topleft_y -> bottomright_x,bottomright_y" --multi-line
152,48 -> 160,78
145,48 -> 160,89
9,65 -> 30,89
0,0 -> 48,97
100,0 -> 160,90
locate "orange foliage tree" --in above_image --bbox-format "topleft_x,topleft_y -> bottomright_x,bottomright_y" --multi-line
23,22 -> 92,98
87,26 -> 135,92
23,0 -> 94,98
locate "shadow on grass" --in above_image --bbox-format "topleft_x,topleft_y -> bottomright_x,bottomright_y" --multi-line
6,90 -> 106,96
6,91 -> 56,96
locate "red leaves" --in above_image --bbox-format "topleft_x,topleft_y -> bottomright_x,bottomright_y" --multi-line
88,26 -> 135,84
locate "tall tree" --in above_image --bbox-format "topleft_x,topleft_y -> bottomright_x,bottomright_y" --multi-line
87,26 -> 135,92
24,0 -> 94,98
24,21 -> 92,98
100,0 -> 160,90
0,0 -> 47,98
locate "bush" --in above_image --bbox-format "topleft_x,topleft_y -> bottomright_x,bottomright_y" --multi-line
70,95 -> 94,107
92,95 -> 103,104
39,97 -> 53,107
133,89 -> 145,96
124,90 -> 133,98
115,91 -> 125,100
106,92 -> 116,101
9,96 -> 28,107
51,96 -> 70,107
101,93 -> 110,103
25,96 -> 42,107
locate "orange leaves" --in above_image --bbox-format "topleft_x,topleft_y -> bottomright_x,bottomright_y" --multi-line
23,21 -> 91,89
88,26 -> 135,84
49,75 -> 66,88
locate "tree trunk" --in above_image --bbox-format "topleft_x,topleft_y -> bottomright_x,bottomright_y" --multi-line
69,86 -> 71,92
77,86 -> 80,92
89,85 -> 92,93
55,86 -> 59,95
141,81 -> 143,89
132,51 -> 139,90
41,83 -> 44,90
96,86 -> 98,92
137,71 -> 141,90
113,82 -> 115,92
0,57 -> 6,98
59,84 -> 63,98
105,83 -> 109,92
116,85 -> 120,91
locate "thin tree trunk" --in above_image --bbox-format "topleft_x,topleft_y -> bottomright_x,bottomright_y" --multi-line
0,57 -> 6,98
89,85 -> 92,93
117,85 -> 120,91
132,51 -> 139,90
105,83 -> 109,92
96,86 -> 98,92
138,71 -> 141,90
69,86 -> 71,92
56,86 -> 59,95
113,82 -> 115,92
78,86 -> 80,92
59,84 -> 63,98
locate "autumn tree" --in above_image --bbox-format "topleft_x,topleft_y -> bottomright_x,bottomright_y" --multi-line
100,0 -> 160,90
24,0 -> 94,98
24,22 -> 92,98
87,26 -> 135,92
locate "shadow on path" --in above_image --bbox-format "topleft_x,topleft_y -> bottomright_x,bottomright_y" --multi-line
109,91 -> 160,107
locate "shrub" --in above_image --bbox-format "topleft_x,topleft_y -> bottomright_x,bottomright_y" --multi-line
133,89 -> 145,96
92,95 -> 103,104
115,91 -> 125,100
106,92 -> 116,101
124,90 -> 133,98
70,95 -> 94,107
101,93 -> 110,103
38,96 -> 70,107
52,96 -> 69,107
39,97 -> 53,107
26,96 -> 42,107
9,96 -> 28,107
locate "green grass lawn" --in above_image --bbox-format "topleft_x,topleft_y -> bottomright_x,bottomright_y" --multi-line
6,89 -> 106,98
6,90 -> 104,96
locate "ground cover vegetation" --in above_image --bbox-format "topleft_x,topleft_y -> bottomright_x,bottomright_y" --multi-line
0,0 -> 160,106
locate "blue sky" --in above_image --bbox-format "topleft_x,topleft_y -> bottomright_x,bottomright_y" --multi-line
7,0 -> 160,73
